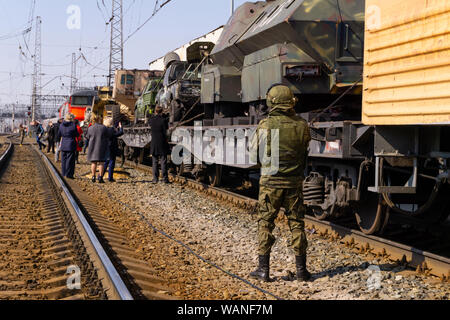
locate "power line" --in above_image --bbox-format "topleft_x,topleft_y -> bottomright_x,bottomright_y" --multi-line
123,0 -> 174,44
0,26 -> 31,41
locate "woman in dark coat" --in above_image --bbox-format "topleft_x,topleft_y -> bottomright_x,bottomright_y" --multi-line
58,113 -> 78,179
149,106 -> 170,184
86,115 -> 112,183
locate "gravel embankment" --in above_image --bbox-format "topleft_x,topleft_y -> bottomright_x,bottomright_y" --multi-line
69,155 -> 449,300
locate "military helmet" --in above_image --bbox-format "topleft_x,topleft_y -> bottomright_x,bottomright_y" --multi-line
266,84 -> 298,108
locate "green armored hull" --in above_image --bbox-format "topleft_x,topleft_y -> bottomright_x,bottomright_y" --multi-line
135,79 -> 163,123
202,0 -> 364,105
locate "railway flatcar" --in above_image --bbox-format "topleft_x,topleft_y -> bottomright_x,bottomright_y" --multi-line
120,0 -> 450,235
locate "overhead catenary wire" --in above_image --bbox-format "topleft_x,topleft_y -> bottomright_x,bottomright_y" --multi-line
2,0 -> 172,106
123,0 -> 174,44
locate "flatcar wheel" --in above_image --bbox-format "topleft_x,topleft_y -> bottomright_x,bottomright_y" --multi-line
355,194 -> 389,235
206,164 -> 222,187
310,206 -> 334,221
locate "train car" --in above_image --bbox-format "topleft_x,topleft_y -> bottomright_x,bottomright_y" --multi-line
360,0 -> 450,231
59,89 -> 98,122
120,0 -> 450,235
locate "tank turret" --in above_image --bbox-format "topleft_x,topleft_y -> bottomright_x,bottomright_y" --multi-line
202,0 -> 365,105
164,52 -> 181,69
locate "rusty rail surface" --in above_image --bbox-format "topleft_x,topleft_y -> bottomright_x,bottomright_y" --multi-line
0,138 -> 13,168
40,153 -> 177,300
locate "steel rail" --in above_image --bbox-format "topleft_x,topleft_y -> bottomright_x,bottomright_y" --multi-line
0,139 -> 13,169
38,149 -> 134,300
126,160 -> 450,280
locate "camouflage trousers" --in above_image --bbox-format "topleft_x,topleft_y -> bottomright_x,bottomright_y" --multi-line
257,186 -> 308,256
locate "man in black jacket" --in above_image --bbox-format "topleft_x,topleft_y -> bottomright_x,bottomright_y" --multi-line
149,106 -> 170,184
103,119 -> 124,182
46,122 -> 56,153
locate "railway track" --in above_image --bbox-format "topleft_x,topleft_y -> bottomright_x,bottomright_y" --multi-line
125,160 -> 450,282
0,138 -> 167,300
40,150 -> 177,300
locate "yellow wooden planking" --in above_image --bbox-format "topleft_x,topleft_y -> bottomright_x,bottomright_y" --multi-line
363,0 -> 450,125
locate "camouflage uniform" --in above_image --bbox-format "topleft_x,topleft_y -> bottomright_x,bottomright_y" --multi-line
250,84 -> 311,281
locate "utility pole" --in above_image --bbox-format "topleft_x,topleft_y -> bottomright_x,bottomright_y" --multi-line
11,103 -> 15,132
231,0 -> 234,16
108,0 -> 124,88
31,16 -> 42,123
70,53 -> 77,94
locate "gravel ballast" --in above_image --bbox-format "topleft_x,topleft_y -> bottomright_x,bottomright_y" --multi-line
69,157 -> 449,300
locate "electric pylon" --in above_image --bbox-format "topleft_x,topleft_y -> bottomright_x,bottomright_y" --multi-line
108,0 -> 124,88
70,53 -> 77,94
31,16 -> 42,122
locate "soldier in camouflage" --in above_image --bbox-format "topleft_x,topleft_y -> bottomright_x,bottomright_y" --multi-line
250,84 -> 311,282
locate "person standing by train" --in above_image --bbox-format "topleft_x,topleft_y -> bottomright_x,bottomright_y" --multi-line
19,124 -> 26,146
54,118 -> 63,162
103,119 -> 123,182
46,122 -> 56,154
149,106 -> 170,184
36,121 -> 45,150
86,115 -> 112,184
249,84 -> 311,282
58,113 -> 78,179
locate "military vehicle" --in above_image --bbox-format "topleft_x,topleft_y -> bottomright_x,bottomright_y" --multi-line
118,0 -> 450,235
201,0 -> 363,126
171,0 -> 372,230
156,42 -> 215,126
134,79 -> 163,124
113,70 -> 162,111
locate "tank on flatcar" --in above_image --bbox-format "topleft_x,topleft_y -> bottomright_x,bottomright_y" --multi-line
201,0 -> 365,125
156,42 -> 215,126
134,79 -> 163,124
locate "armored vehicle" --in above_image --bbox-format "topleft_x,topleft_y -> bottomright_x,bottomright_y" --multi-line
119,0 -> 450,236
134,79 -> 163,124
156,42 -> 215,126
113,69 -> 163,114
201,0 -> 364,126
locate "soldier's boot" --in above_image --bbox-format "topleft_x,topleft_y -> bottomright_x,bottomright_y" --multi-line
249,255 -> 270,282
295,255 -> 311,281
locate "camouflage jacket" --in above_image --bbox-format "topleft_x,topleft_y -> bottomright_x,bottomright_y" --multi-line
250,104 -> 311,188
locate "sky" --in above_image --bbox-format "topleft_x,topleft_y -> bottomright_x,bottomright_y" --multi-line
0,0 -> 248,113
